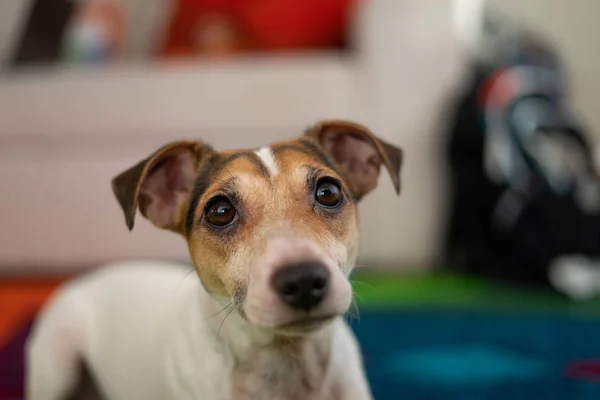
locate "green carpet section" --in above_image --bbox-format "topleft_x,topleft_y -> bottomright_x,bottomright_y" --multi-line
350,271 -> 600,317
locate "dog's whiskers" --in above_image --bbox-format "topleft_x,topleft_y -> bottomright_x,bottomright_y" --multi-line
345,294 -> 361,323
351,263 -> 374,271
353,291 -> 364,304
350,279 -> 382,294
175,267 -> 197,290
214,301 -> 239,345
205,302 -> 235,320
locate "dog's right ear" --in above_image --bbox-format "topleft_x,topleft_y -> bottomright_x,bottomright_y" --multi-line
111,141 -> 213,232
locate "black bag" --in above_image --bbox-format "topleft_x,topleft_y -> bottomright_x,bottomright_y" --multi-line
443,51 -> 600,289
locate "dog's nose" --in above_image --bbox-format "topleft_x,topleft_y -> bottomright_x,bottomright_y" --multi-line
271,261 -> 330,311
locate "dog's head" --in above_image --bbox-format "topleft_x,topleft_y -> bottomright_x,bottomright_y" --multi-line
112,120 -> 403,335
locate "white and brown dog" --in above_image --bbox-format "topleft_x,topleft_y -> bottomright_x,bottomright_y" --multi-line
26,120 -> 403,400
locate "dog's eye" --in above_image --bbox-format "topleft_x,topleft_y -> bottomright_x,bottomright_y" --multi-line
315,179 -> 343,208
205,197 -> 237,228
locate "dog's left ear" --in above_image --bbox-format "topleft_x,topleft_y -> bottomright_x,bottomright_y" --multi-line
305,120 -> 403,200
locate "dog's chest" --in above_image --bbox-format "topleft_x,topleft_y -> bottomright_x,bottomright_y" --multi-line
230,340 -> 334,400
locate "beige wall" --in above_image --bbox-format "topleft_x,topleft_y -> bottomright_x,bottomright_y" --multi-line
0,1 -> 464,272
0,1 -> 597,273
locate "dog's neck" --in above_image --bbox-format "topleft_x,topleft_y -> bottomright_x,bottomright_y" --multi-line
203,295 -> 335,398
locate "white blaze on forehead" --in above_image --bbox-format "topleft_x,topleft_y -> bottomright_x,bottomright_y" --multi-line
255,147 -> 278,177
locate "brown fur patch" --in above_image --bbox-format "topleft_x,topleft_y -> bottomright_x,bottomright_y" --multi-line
187,140 -> 359,298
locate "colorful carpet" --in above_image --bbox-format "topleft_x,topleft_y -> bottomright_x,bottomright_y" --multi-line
0,278 -> 64,399
2,273 -> 600,399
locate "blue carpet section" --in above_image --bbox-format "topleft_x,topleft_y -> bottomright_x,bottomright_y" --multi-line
389,344 -> 546,387
349,310 -> 600,400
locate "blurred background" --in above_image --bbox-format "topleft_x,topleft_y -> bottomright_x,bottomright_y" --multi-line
0,0 -> 599,399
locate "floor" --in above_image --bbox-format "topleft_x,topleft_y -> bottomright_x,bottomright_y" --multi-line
2,272 -> 600,399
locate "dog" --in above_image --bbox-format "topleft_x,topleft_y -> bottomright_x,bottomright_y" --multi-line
26,120 -> 403,400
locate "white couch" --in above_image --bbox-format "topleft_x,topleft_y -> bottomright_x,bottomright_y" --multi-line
0,0 -> 465,273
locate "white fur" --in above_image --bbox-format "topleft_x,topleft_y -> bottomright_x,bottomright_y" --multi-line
255,147 -> 279,177
26,261 -> 372,400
